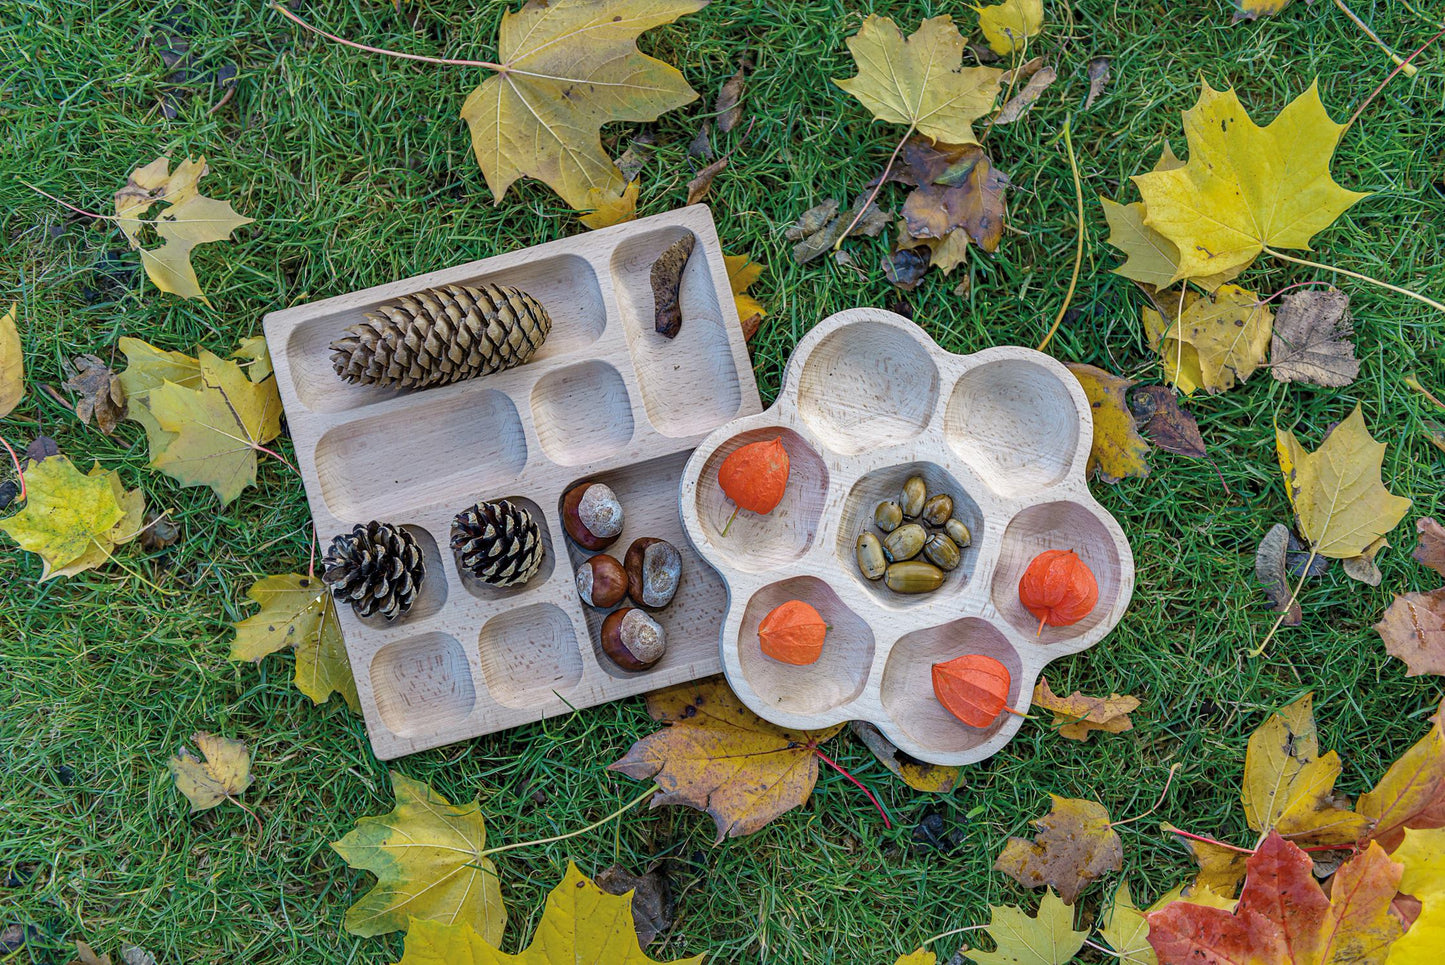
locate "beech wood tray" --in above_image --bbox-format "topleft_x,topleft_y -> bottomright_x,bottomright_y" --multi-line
679,309 -> 1135,766
263,206 -> 762,759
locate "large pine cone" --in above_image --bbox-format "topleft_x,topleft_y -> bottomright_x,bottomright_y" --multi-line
330,283 -> 551,389
321,521 -> 425,620
451,500 -> 543,587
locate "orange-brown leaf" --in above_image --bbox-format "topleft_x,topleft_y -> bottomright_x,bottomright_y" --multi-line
994,795 -> 1122,905
610,677 -> 842,841
1031,677 -> 1139,741
1375,589 -> 1445,678
1413,517 -> 1445,578
1146,832 -> 1401,965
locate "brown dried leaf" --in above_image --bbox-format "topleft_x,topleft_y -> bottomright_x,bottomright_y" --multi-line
884,246 -> 931,290
63,355 -> 128,435
1256,523 -> 1304,627
685,157 -> 727,205
1000,55 -> 1045,85
617,135 -> 656,182
1341,536 -> 1387,587
1031,678 -> 1139,741
596,863 -> 673,946
1413,517 -> 1445,578
994,66 -> 1056,124
138,509 -> 179,552
1376,588 -> 1445,677
72,941 -> 113,965
1130,385 -> 1206,459
714,62 -> 747,133
1085,56 -> 1111,110
994,795 -> 1123,905
650,234 -> 695,339
1270,287 -> 1359,387
785,199 -> 840,240
901,147 -> 1009,252
791,194 -> 888,264
687,121 -> 713,161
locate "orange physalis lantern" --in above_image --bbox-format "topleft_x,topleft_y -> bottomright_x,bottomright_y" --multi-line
758,600 -> 827,665
718,437 -> 790,534
932,654 -> 1015,727
1018,549 -> 1098,633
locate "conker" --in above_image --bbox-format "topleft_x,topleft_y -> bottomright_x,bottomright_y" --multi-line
576,554 -> 627,609
624,537 -> 682,609
562,481 -> 624,550
601,607 -> 666,671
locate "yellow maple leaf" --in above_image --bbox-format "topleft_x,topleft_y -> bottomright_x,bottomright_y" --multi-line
168,732 -> 253,812
116,336 -> 204,452
723,252 -> 766,337
1236,0 -> 1294,20
1241,692 -> 1372,847
835,15 -> 1004,146
231,573 -> 359,712
895,953 -> 936,965
113,156 -> 253,304
851,721 -> 962,793
1102,144 -> 1242,291
1277,405 -> 1412,560
147,350 -> 284,505
610,677 -> 843,840
0,455 -> 142,580
994,795 -> 1123,905
45,463 -> 148,580
1066,363 -> 1150,484
974,0 -> 1044,55
1144,285 -> 1273,395
396,862 -> 703,965
966,890 -> 1087,965
460,0 -> 704,222
0,302 -> 21,418
1133,79 -> 1367,283
578,179 -> 640,230
332,772 -> 506,940
1387,828 -> 1445,965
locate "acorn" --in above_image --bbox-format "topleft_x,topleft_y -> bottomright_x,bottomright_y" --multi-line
576,554 -> 628,609
856,532 -> 887,580
922,493 -> 954,527
945,518 -> 972,548
874,500 -> 903,532
883,522 -> 927,563
924,533 -> 961,571
624,537 -> 683,609
601,607 -> 666,671
885,560 -> 945,593
900,475 -> 927,517
562,481 -> 624,550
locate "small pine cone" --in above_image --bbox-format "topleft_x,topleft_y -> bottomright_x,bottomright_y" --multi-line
330,283 -> 551,390
451,500 -> 543,588
322,521 -> 426,620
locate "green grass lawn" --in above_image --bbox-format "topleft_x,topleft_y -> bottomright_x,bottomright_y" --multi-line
2,0 -> 1443,962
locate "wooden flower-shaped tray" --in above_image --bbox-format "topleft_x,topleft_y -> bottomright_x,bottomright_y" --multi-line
263,206 -> 761,759
679,309 -> 1135,765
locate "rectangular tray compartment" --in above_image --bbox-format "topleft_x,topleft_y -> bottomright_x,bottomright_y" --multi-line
263,206 -> 762,759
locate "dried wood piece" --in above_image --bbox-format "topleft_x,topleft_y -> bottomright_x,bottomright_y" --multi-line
650,234 -> 695,339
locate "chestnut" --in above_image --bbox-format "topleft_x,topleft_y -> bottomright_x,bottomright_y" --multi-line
576,554 -> 628,609
624,537 -> 682,609
562,482 -> 624,550
601,607 -> 666,671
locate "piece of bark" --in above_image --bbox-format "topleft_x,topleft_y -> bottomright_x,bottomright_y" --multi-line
650,234 -> 695,338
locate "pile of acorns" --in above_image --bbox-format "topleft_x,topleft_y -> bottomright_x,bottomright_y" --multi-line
563,480 -> 683,673
855,474 -> 971,594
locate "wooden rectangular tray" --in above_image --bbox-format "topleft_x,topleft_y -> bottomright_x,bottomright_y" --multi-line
263,206 -> 762,759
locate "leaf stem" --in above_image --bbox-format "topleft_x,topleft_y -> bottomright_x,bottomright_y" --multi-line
917,924 -> 989,950
1250,543 -> 1319,657
1036,118 -> 1083,353
1166,827 -> 1256,855
833,125 -> 914,252
475,786 -> 656,859
0,434 -> 24,503
1110,763 -> 1181,829
1262,247 -> 1445,315
814,748 -> 891,829
1332,0 -> 1419,76
271,4 -> 504,69
1347,24 -> 1445,129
